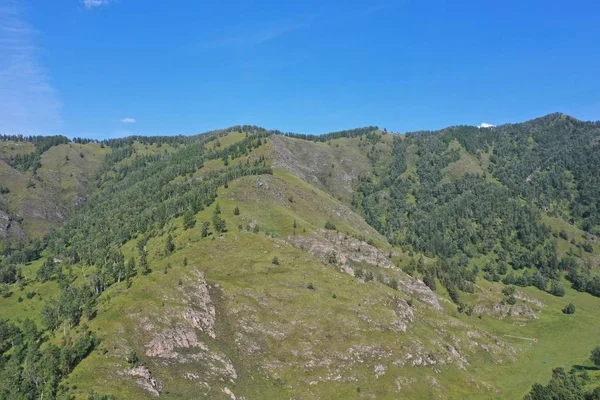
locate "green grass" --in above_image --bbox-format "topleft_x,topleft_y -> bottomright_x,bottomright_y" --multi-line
204,131 -> 246,151
0,141 -> 36,159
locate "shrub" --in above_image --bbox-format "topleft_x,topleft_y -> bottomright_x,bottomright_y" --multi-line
502,285 -> 516,296
127,350 -> 140,368
562,303 -> 576,314
423,274 -> 436,291
591,347 -> 600,367
549,280 -> 566,297
324,221 -> 336,230
387,278 -> 399,290
272,256 -> 280,265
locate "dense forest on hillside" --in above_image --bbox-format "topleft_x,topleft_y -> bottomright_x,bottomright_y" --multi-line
0,114 -> 599,399
345,114 -> 600,306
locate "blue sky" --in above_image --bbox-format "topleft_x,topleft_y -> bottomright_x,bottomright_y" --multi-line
1,0 -> 599,138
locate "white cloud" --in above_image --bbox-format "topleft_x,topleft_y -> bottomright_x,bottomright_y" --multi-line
121,117 -> 136,123
83,0 -> 113,9
478,122 -> 495,128
0,2 -> 62,134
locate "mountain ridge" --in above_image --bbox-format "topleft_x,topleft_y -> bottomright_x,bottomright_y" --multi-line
0,113 -> 599,399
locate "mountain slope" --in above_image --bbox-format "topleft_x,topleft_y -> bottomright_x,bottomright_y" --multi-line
0,139 -> 109,242
0,118 -> 600,399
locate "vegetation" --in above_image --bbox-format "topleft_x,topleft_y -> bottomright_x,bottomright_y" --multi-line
0,115 -> 599,398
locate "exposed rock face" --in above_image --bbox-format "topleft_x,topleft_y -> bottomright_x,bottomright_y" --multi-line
474,303 -> 540,322
137,270 -> 237,391
289,229 -> 441,309
125,366 -> 163,397
146,327 -> 199,359
179,271 -> 216,338
292,229 -> 394,269
0,210 -> 25,240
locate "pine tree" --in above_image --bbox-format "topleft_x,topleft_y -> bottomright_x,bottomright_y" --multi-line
139,252 -> 150,275
165,234 -> 175,254
201,221 -> 210,238
183,209 -> 196,230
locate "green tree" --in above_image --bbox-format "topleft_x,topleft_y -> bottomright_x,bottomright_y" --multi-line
201,221 -> 210,238
233,206 -> 240,216
183,209 -> 196,230
549,280 -> 566,297
165,234 -> 175,254
212,213 -> 226,234
139,252 -> 150,275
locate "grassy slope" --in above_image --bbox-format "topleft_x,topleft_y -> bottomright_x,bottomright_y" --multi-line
0,141 -> 110,238
269,135 -> 372,202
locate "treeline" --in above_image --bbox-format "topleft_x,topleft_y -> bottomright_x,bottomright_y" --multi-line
5,135 -> 70,172
284,126 -> 379,142
524,367 -> 600,399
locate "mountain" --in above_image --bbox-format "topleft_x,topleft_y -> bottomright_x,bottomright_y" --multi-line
0,114 -> 599,399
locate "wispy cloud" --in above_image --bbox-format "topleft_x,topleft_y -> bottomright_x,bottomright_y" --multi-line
194,14 -> 320,50
0,1 -> 62,134
83,0 -> 113,9
191,2 -> 392,51
121,117 -> 136,123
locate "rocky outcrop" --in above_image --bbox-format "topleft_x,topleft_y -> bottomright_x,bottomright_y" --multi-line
0,210 -> 25,240
179,271 -> 216,338
289,229 -> 441,309
125,366 -> 163,397
137,270 -> 237,391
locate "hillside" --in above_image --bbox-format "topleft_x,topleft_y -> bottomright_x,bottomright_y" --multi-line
1,116 -> 600,399
0,137 -> 110,243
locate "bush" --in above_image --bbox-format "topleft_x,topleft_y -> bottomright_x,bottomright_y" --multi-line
324,221 -> 336,230
502,285 -> 516,296
307,283 -> 315,290
387,278 -> 399,290
549,280 -> 566,297
272,256 -> 279,265
127,350 -> 140,368
423,274 -> 436,291
562,303 -> 576,314
233,206 -> 240,216
591,346 -> 600,367
328,252 -> 337,264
